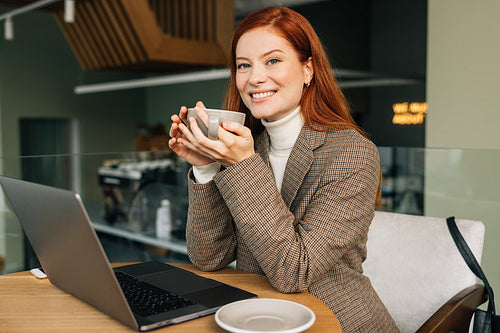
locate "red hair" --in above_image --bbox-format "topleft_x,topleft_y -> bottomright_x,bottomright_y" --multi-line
223,6 -> 364,137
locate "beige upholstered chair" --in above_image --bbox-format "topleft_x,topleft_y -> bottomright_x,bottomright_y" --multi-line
363,211 -> 487,333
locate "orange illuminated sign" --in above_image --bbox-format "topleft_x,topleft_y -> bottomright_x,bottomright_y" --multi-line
392,102 -> 427,125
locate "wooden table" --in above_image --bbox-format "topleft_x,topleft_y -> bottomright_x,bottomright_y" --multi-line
0,263 -> 341,332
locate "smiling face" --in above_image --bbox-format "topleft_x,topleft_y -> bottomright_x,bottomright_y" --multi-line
235,27 -> 313,122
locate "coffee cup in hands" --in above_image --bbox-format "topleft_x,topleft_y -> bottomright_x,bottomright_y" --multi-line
187,108 -> 246,140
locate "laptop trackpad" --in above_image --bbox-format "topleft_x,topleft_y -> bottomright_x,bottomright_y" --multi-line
140,270 -> 222,296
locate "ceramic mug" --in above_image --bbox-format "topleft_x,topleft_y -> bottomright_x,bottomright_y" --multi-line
187,108 -> 246,140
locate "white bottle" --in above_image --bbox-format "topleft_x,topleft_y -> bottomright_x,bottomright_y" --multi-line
156,199 -> 172,240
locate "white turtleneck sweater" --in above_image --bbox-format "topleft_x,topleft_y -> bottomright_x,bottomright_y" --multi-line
193,106 -> 304,192
260,106 -> 304,191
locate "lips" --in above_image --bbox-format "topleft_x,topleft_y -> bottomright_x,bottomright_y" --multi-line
251,91 -> 276,99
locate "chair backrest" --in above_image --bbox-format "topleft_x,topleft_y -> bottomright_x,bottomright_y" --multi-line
362,211 -> 485,333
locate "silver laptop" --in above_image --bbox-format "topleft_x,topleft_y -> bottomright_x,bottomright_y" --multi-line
0,175 -> 256,331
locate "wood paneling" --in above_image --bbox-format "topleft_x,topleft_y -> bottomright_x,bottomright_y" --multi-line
1,0 -> 234,72
56,0 -> 234,72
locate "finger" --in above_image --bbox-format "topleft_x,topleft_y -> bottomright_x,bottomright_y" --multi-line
168,137 -> 178,149
168,122 -> 177,138
169,114 -> 185,136
170,127 -> 196,152
168,137 -> 185,155
171,114 -> 183,128
179,106 -> 189,124
178,120 -> 197,142
170,107 -> 186,130
195,101 -> 207,109
171,113 -> 181,123
176,135 -> 213,160
169,137 -> 202,162
193,101 -> 209,126
188,116 -> 217,145
193,106 -> 209,128
170,123 -> 186,139
185,117 -> 225,160
180,119 -> 215,155
219,121 -> 252,140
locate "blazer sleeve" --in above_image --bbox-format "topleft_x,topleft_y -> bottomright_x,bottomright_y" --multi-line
208,133 -> 380,293
185,170 -> 237,270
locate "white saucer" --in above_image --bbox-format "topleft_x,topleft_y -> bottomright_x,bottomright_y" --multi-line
215,298 -> 316,333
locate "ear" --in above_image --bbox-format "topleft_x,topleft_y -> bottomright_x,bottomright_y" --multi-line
304,57 -> 314,85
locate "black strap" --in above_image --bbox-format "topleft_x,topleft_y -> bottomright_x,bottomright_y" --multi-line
446,216 -> 496,316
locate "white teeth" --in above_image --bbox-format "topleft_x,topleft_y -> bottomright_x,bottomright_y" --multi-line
252,91 -> 275,99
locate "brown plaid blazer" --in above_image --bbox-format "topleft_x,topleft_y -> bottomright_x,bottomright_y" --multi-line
186,125 -> 399,332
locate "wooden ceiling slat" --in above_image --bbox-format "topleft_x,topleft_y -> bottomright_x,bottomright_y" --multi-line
215,0 -> 233,58
188,0 -> 196,40
206,0 -> 214,42
120,0 -> 163,55
148,0 -> 156,14
181,0 -> 188,39
183,0 -> 189,38
69,25 -> 98,70
158,0 -> 165,34
196,0 -> 204,41
91,1 -> 129,65
164,0 -> 171,34
73,4 -> 108,69
59,11 -> 101,69
82,1 -> 121,67
168,0 -> 173,35
173,0 -> 180,38
77,2 -> 113,68
115,0 -> 148,61
109,0 -> 148,64
148,0 -> 162,33
99,0 -> 137,64
164,0 -> 174,36
54,11 -> 92,70
164,0 -> 171,35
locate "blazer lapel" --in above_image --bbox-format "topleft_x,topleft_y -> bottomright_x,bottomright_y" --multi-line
255,130 -> 270,166
255,125 -> 326,208
281,125 -> 326,208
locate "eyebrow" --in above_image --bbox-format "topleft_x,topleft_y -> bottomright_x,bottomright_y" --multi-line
236,49 -> 285,62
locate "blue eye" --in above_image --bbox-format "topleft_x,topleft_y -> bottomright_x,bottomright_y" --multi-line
237,63 -> 250,70
268,59 -> 280,65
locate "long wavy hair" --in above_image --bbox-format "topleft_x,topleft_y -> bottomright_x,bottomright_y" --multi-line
223,6 -> 364,137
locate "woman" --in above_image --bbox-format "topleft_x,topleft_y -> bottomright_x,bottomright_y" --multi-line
169,7 -> 398,332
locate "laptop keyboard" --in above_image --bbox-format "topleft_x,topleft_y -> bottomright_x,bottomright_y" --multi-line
115,271 -> 196,317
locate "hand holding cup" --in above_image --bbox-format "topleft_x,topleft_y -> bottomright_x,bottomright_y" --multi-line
187,108 -> 246,140
169,102 -> 254,167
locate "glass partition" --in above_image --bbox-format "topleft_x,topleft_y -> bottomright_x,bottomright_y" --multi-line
1,148 -> 499,286
378,147 -> 425,215
0,150 -> 190,274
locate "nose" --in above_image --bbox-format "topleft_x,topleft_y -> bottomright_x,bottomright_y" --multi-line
249,66 -> 266,86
